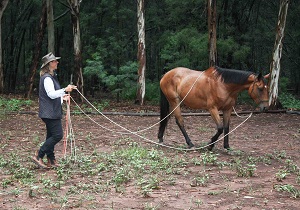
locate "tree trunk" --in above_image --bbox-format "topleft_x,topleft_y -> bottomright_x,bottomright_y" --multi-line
0,0 -> 9,93
27,0 -> 47,99
269,0 -> 289,109
69,0 -> 83,99
135,0 -> 146,105
207,0 -> 217,67
47,0 -> 55,53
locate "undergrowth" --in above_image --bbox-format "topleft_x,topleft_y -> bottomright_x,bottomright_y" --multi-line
1,139 -> 300,209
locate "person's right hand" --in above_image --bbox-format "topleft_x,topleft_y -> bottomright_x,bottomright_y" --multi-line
65,84 -> 77,92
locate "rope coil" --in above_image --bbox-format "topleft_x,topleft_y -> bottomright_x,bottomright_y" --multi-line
63,94 -> 76,160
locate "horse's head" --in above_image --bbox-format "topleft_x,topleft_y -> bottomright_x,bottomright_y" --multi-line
248,73 -> 270,112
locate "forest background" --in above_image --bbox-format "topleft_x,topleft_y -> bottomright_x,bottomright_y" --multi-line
1,0 -> 300,109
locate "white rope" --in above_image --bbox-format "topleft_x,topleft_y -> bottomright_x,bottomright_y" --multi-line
233,106 -> 250,118
67,104 -> 76,160
74,71 -> 205,134
70,90 -> 253,151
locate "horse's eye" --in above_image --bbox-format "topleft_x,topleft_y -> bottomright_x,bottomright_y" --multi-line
257,84 -> 264,91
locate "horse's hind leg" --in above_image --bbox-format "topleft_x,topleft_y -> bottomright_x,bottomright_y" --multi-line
175,118 -> 194,148
158,89 -> 170,143
173,105 -> 194,148
158,117 -> 169,143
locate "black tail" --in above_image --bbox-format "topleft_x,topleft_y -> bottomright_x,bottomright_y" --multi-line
158,89 -> 169,142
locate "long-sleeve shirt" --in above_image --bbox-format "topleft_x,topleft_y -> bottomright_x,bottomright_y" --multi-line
44,77 -> 65,104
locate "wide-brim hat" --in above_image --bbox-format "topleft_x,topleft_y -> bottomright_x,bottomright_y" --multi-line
41,52 -> 61,68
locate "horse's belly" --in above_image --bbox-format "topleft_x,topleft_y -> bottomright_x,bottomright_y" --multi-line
183,94 -> 234,111
182,96 -> 209,110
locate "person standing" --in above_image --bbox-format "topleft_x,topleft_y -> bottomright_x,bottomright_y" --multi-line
32,52 -> 76,169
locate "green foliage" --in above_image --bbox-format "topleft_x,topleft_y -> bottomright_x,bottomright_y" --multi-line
145,81 -> 160,102
1,133 -> 300,208
231,158 -> 257,177
191,173 -> 210,187
138,175 -> 160,197
277,77 -> 300,109
279,77 -> 290,93
274,184 -> 300,198
2,0 -> 300,101
279,93 -> 300,110
83,53 -> 105,79
160,28 -> 208,69
275,169 -> 290,182
217,36 -> 251,68
0,97 -> 32,112
103,61 -> 138,100
199,152 -> 218,166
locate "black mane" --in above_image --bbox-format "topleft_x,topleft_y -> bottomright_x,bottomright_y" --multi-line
215,66 -> 254,84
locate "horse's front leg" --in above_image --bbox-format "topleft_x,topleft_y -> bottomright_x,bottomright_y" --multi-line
207,108 -> 223,151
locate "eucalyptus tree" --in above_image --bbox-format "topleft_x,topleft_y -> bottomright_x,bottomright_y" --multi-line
269,0 -> 289,109
68,0 -> 83,96
27,0 -> 47,99
47,0 -> 55,53
207,0 -> 217,67
136,0 -> 146,105
0,0 -> 9,93
2,0 -> 41,92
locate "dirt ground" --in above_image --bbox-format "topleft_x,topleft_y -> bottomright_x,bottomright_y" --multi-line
0,102 -> 300,210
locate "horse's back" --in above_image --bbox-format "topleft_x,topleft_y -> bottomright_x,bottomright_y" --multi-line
162,67 -> 200,78
160,67 -> 204,86
160,66 -> 231,110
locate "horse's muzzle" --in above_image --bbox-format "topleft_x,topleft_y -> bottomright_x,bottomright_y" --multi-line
259,103 -> 269,112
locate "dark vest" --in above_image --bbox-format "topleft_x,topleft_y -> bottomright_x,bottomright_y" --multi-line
38,73 -> 62,119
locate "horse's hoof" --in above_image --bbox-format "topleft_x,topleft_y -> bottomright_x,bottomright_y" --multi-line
188,143 -> 194,149
207,143 -> 214,151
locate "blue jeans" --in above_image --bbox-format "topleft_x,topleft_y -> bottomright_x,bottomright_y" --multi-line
38,118 -> 63,160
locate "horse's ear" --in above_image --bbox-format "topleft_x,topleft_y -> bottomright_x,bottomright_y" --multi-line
257,73 -> 263,81
264,73 -> 270,79
257,73 -> 269,81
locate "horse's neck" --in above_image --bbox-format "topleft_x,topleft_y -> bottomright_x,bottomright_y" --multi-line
223,80 -> 253,96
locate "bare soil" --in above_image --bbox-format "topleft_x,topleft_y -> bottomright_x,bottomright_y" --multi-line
0,101 -> 300,210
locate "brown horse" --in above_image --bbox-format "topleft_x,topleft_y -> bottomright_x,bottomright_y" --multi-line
158,66 -> 269,150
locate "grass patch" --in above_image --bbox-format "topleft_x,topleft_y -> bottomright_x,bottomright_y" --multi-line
0,97 -> 33,112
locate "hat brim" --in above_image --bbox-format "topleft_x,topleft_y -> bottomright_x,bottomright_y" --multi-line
40,57 -> 61,68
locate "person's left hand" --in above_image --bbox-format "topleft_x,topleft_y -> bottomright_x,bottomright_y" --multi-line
63,94 -> 70,101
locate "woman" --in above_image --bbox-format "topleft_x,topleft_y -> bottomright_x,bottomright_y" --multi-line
32,52 -> 76,169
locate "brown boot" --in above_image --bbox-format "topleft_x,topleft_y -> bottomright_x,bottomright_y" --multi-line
32,151 -> 48,169
47,157 -> 60,168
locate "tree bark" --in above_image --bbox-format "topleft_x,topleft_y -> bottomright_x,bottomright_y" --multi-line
47,0 -> 55,53
69,0 -> 83,99
207,0 -> 217,67
27,0 -> 47,99
269,0 -> 289,109
0,0 -> 9,93
135,0 -> 146,105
